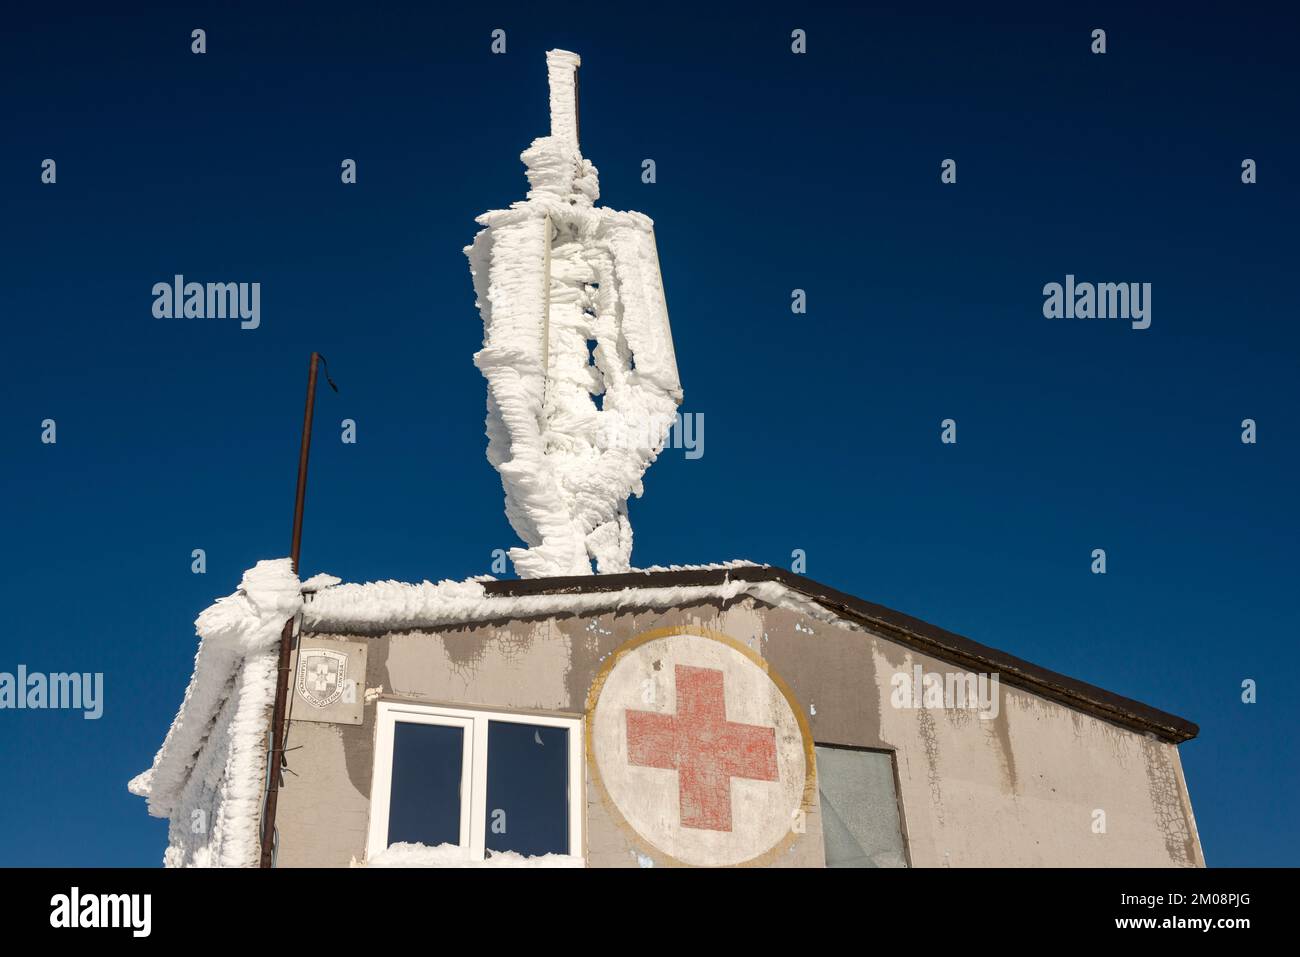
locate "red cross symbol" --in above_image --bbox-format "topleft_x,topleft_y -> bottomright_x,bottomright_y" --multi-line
626,665 -> 779,832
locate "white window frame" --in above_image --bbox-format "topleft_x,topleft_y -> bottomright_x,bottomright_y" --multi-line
366,701 -> 584,863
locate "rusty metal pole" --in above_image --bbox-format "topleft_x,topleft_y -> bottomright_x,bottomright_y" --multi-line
259,352 -> 323,868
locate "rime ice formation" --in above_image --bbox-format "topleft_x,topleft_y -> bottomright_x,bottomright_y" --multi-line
129,559 -> 304,867
466,49 -> 683,579
300,564 -> 846,636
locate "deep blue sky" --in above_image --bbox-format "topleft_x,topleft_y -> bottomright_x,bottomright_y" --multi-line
1,1 -> 1295,866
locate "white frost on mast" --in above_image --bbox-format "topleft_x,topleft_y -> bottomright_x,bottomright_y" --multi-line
466,49 -> 683,578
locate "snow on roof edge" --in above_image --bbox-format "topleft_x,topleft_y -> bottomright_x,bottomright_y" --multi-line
130,559 -> 304,866
300,561 -> 847,635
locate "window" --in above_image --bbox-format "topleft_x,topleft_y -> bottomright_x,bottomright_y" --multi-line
367,702 -> 583,862
815,745 -> 908,868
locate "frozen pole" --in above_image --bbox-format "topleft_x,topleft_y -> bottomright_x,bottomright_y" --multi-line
547,50 -> 580,147
541,51 -> 580,408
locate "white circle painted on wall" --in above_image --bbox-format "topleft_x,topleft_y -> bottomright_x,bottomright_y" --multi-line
588,629 -> 814,867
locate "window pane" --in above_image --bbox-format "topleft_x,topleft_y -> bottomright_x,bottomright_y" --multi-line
815,745 -> 907,868
485,721 -> 569,857
387,722 -> 463,849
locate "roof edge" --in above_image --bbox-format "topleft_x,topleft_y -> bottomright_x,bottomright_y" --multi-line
481,566 -> 1199,745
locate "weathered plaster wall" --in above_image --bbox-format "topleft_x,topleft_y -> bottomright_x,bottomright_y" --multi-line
275,597 -> 1201,868
757,604 -> 1203,867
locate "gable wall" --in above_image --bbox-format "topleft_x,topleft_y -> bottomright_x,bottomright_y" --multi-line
274,597 -> 1202,868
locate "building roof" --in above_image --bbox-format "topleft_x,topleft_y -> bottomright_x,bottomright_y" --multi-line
474,566 -> 1199,745
301,563 -> 1197,745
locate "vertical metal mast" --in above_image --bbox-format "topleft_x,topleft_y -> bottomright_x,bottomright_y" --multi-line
259,351 -> 330,868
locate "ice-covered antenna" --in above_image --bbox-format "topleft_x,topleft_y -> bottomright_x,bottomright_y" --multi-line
465,50 -> 683,579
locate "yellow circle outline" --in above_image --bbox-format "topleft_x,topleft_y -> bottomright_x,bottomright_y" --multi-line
584,625 -> 818,868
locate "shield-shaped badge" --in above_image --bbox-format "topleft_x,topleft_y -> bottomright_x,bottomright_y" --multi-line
296,648 -> 348,709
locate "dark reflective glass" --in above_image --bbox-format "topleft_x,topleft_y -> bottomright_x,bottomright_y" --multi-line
485,722 -> 569,857
387,721 -> 463,848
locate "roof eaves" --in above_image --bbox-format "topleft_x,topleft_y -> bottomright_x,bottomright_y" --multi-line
481,566 -> 1199,744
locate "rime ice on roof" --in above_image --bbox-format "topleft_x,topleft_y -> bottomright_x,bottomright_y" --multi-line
465,50 -> 683,579
129,559 -> 304,867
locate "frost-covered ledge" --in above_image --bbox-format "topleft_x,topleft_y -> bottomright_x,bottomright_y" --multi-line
355,842 -> 585,869
301,561 -> 860,636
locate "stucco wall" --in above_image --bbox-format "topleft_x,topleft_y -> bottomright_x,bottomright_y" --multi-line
274,597 -> 1202,868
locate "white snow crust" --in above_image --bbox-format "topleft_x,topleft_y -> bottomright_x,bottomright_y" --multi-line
302,565 -> 851,636
360,842 -> 585,869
